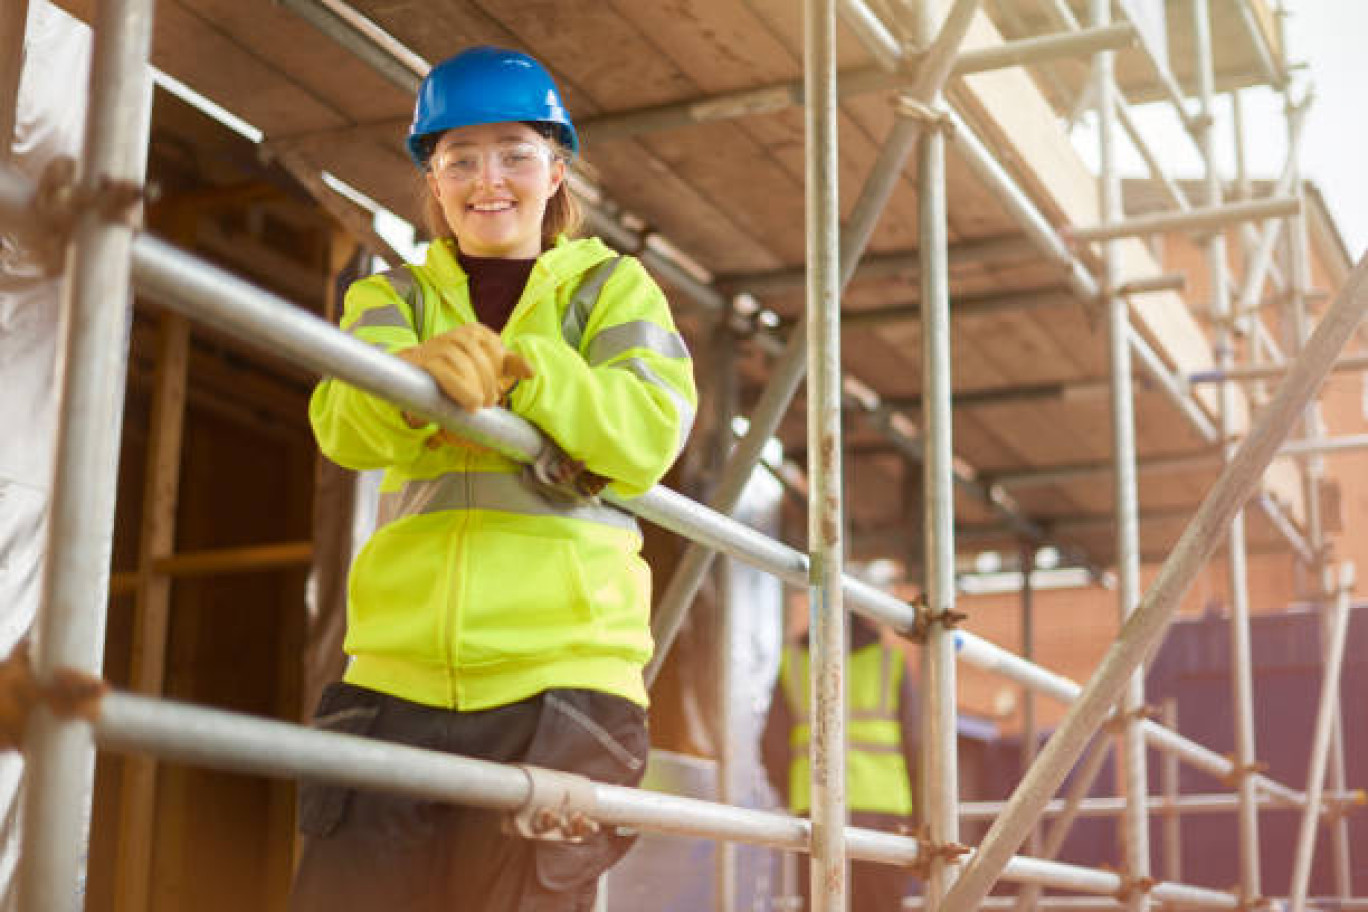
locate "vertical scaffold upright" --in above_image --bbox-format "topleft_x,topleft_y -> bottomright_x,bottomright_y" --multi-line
4,2 -> 1367,910
803,0 -> 848,907
1193,0 -> 1264,902
1092,1 -> 1152,906
19,0 -> 154,907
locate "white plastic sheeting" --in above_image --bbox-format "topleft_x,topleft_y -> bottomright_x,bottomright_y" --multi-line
0,3 -> 91,906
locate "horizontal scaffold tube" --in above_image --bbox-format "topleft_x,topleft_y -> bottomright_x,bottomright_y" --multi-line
90,689 -> 1240,906
1068,195 -> 1300,244
960,790 -> 1363,821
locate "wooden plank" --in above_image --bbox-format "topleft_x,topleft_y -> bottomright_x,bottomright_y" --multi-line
54,0 -> 347,136
175,0 -> 410,124
480,1 -> 811,266
607,0 -> 922,256
114,312 -> 189,912
150,542 -> 314,578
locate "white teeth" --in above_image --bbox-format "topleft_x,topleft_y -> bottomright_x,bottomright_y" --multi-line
471,202 -> 513,212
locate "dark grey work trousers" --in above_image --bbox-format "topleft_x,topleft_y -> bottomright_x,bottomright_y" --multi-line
289,681 -> 649,912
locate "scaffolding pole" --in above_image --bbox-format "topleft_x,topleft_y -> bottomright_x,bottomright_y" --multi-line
914,0 -> 962,897
711,324 -> 739,912
962,790 -> 1361,822
1283,51 -> 1354,889
1161,700 -> 1182,882
1194,0 -> 1263,902
939,244 -> 1368,911
1069,196 -> 1300,245
1093,2 -> 1151,905
804,0 -> 846,904
1289,564 -> 1355,911
18,0 -> 154,907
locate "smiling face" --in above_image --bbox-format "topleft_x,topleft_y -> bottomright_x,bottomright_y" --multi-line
425,122 -> 567,259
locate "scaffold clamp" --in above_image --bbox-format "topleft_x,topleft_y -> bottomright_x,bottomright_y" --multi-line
1103,703 -> 1157,734
907,824 -> 970,879
1231,886 -> 1271,912
1218,756 -> 1269,788
527,445 -> 609,505
1114,873 -> 1157,902
0,643 -> 108,750
904,595 -> 968,645
893,96 -> 954,135
25,156 -> 146,277
1321,789 -> 1367,825
508,764 -> 601,843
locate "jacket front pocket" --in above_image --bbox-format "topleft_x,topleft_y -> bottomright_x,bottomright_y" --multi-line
457,524 -> 593,669
345,514 -> 455,665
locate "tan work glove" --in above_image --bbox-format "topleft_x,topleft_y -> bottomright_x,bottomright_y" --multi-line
398,323 -> 534,412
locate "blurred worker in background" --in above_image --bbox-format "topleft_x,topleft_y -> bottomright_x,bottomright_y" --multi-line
762,609 -> 920,911
293,45 -> 696,912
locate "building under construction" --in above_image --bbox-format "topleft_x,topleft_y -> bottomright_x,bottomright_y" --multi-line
2,0 -> 1366,909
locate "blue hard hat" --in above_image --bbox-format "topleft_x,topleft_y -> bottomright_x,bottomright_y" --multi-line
408,46 -> 578,167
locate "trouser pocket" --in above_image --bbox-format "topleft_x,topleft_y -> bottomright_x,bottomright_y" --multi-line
525,691 -> 649,895
297,682 -> 382,838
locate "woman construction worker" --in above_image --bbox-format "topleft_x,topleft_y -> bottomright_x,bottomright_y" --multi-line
293,46 -> 696,911
762,610 -> 920,911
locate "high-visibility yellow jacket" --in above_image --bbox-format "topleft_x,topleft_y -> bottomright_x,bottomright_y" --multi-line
778,640 -> 915,816
309,235 -> 696,712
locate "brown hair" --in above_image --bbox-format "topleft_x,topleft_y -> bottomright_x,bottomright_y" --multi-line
419,127 -> 582,251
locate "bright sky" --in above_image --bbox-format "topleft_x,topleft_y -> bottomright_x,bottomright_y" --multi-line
1079,1 -> 1368,260
1283,0 -> 1368,259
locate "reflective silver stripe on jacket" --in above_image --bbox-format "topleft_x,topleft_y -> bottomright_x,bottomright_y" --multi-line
376,469 -> 640,533
792,738 -> 903,755
614,357 -> 696,455
347,267 -> 423,337
348,304 -> 409,331
560,257 -> 623,352
587,320 -> 690,366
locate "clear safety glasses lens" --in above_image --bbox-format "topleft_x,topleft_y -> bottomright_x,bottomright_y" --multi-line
433,142 -> 554,182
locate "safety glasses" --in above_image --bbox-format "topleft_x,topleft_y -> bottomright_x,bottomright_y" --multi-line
430,141 -> 556,182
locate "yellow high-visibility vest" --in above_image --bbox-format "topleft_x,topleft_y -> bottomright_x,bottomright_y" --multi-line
779,640 -> 914,816
310,235 -> 696,711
